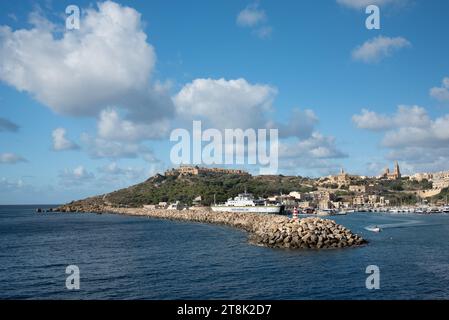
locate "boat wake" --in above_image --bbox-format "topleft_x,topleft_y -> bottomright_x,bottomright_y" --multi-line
365,219 -> 422,231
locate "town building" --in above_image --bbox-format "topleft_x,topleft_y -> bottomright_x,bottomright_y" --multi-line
312,191 -> 336,202
353,195 -> 367,207
349,185 -> 367,193
432,171 -> 449,189
157,202 -> 168,209
349,184 -> 377,194
192,196 -> 202,206
410,172 -> 433,182
297,201 -> 314,209
380,161 -> 401,180
325,168 -> 353,187
318,199 -> 334,210
288,191 -> 312,201
167,201 -> 185,210
267,194 -> 297,206
409,170 -> 449,190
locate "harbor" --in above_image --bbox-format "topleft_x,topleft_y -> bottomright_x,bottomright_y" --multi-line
4,205 -> 449,299
53,202 -> 367,250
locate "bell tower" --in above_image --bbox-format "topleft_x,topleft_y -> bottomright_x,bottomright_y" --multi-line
394,161 -> 401,179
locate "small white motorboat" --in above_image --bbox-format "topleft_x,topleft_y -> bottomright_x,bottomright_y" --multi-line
366,225 -> 382,233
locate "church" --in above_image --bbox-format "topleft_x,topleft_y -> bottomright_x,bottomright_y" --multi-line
380,161 -> 401,180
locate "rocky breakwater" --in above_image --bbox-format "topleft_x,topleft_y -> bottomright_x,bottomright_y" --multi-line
55,204 -> 367,249
250,216 -> 366,249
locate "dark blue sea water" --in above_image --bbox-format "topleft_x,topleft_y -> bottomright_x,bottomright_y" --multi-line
1,205 -> 449,299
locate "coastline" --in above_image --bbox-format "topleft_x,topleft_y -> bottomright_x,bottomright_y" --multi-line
53,205 -> 367,250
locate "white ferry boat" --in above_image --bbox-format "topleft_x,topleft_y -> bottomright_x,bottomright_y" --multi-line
211,192 -> 282,214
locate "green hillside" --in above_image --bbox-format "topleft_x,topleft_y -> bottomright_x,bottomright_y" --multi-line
91,171 -> 316,207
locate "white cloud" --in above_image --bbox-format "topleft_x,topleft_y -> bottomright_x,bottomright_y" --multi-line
97,108 -> 170,142
236,3 -> 272,39
352,105 -> 430,131
59,165 -> 94,184
80,133 -> 156,161
94,162 -> 161,190
173,77 -> 345,174
279,133 -> 347,160
0,1 -> 174,121
430,77 -> 449,102
354,105 -> 449,172
253,26 -> 273,39
352,36 -> 410,63
7,14 -> 18,22
337,0 -> 405,9
0,117 -> 19,132
52,127 -> 79,151
352,109 -> 393,130
173,78 -> 277,130
0,1 -> 177,164
0,177 -> 25,191
381,113 -> 449,148
79,107 -> 168,161
236,3 -> 266,27
98,162 -> 144,179
277,133 -> 347,176
268,108 -> 318,139
0,152 -> 27,164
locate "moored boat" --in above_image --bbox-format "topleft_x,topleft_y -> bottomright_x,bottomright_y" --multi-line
316,209 -> 338,216
211,192 -> 282,214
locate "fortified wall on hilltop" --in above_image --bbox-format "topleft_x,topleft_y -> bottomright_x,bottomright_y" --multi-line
165,165 -> 249,176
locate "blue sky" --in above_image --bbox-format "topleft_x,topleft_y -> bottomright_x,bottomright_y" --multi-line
1,0 -> 449,204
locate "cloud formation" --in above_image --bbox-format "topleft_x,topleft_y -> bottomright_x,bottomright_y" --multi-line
0,1 -> 174,121
268,108 -> 318,139
0,1 -> 177,164
98,162 -> 144,179
97,108 -> 170,142
430,77 -> 449,102
236,2 -> 272,39
80,133 -> 159,162
236,3 -> 266,27
0,117 -> 19,132
52,127 -> 79,151
59,166 -> 94,185
280,133 -> 347,160
353,105 -> 449,172
352,36 -> 410,63
277,133 -> 347,176
0,152 -> 27,164
0,177 -> 25,191
173,77 -> 345,173
352,105 -> 430,131
0,1 -> 345,176
174,78 -> 277,130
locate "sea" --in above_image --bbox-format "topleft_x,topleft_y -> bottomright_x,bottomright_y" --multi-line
1,205 -> 449,299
